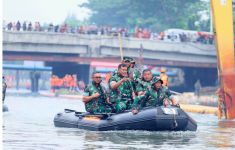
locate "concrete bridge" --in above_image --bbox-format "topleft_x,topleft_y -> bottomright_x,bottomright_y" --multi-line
3,31 -> 217,68
2,31 -> 218,91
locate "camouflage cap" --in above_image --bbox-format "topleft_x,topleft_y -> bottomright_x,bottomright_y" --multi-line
151,76 -> 163,85
122,56 -> 135,63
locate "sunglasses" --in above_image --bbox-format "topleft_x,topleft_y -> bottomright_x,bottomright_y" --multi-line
93,76 -> 102,79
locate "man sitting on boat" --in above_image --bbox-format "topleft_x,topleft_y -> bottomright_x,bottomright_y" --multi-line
132,76 -> 177,114
82,72 -> 112,113
109,64 -> 135,113
135,69 -> 153,96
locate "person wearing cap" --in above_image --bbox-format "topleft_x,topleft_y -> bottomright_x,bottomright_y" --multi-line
82,72 -> 112,113
111,56 -> 134,77
132,76 -> 177,114
122,56 -> 134,65
122,56 -> 143,93
112,56 -> 139,92
109,64 -> 135,113
126,56 -> 136,69
160,67 -> 169,86
120,56 -> 136,76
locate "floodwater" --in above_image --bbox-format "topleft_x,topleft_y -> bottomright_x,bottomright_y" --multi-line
2,93 -> 235,150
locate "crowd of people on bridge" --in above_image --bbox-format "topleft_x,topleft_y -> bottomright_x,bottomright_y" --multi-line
82,56 -> 178,114
3,20 -> 214,45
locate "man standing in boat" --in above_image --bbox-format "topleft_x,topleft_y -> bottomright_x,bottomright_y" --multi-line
82,72 -> 112,113
132,76 -> 177,114
109,64 -> 135,113
121,56 -> 142,94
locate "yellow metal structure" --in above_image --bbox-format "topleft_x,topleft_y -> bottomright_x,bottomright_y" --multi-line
211,0 -> 235,119
118,33 -> 124,61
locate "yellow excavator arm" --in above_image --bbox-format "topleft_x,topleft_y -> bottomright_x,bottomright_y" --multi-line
211,0 -> 235,119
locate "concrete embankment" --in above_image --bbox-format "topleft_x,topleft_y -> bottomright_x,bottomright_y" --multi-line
175,92 -> 218,116
180,104 -> 217,115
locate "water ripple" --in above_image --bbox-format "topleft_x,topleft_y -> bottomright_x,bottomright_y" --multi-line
3,95 -> 235,150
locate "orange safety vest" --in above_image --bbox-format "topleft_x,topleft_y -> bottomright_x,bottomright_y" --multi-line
160,73 -> 168,87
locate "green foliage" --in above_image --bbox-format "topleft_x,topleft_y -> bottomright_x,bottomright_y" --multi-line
64,13 -> 80,27
81,0 -> 209,32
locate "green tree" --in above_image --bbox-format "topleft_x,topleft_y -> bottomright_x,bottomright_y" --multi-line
64,13 -> 80,27
81,0 -> 209,32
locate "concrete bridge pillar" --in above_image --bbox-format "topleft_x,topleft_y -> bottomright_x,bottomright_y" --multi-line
89,38 -> 101,57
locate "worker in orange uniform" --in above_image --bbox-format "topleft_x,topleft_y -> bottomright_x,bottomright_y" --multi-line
160,67 -> 169,87
50,75 -> 56,93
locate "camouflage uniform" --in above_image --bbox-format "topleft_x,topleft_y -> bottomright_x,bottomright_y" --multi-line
83,82 -> 112,113
121,56 -> 136,76
109,73 -> 134,113
128,67 -> 142,92
132,79 -> 171,111
122,57 -> 142,94
135,79 -> 152,94
111,55 -> 139,93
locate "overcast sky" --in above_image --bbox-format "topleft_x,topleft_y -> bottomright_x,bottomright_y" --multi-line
3,0 -> 90,24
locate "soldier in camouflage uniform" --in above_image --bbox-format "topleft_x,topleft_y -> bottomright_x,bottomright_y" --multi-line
132,76 -> 177,114
123,56 -> 141,79
112,56 -> 135,77
83,72 -> 112,113
135,69 -> 153,96
111,56 -> 140,93
109,64 -> 135,113
121,56 -> 143,94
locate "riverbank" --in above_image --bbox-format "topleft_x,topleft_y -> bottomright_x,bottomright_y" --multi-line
175,92 -> 218,115
180,104 -> 217,115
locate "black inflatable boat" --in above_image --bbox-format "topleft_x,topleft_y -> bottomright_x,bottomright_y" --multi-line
54,106 -> 197,131
3,104 -> 9,112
